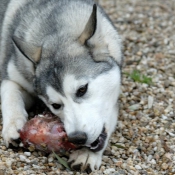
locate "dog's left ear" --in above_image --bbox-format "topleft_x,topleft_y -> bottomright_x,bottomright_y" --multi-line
79,4 -> 122,66
13,36 -> 42,64
78,4 -> 97,45
78,4 -> 111,63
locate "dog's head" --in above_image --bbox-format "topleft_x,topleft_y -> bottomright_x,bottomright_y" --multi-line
13,5 -> 122,152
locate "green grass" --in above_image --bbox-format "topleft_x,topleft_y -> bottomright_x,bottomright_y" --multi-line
111,143 -> 126,149
125,69 -> 153,85
52,151 -> 71,170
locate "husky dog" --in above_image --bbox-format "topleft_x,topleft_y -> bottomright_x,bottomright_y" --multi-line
0,0 -> 122,172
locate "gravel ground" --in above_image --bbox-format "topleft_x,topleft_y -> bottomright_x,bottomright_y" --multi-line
0,0 -> 175,174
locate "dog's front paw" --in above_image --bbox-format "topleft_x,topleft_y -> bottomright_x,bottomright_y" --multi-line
68,148 -> 102,173
2,117 -> 27,147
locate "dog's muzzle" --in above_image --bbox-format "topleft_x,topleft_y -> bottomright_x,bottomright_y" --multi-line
89,127 -> 107,152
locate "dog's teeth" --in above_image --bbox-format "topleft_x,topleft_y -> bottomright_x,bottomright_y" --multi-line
90,144 -> 99,150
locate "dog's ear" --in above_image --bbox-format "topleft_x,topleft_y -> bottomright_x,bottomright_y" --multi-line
78,4 -> 97,45
78,5 -> 112,64
13,36 -> 42,64
79,4 -> 122,66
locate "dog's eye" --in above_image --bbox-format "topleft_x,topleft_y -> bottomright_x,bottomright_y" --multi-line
51,103 -> 62,110
76,84 -> 88,97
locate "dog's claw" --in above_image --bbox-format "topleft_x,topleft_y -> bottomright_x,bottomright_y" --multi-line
9,143 -> 18,149
68,160 -> 74,167
70,162 -> 92,173
72,163 -> 82,171
71,163 -> 92,173
86,164 -> 92,174
7,138 -> 20,149
11,138 -> 21,147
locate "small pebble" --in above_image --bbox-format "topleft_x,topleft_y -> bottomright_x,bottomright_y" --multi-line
135,165 -> 142,170
48,157 -> 54,163
161,163 -> 169,170
104,168 -> 115,174
24,152 -> 31,157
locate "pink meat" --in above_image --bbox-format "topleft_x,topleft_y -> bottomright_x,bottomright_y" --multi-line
20,112 -> 76,153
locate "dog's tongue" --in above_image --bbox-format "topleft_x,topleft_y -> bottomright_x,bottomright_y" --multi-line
20,112 -> 76,154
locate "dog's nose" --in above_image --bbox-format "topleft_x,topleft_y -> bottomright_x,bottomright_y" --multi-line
68,131 -> 87,145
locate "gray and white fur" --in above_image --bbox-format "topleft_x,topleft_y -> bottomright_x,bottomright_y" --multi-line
0,0 -> 122,172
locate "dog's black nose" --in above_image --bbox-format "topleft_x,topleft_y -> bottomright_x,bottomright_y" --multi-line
68,131 -> 87,145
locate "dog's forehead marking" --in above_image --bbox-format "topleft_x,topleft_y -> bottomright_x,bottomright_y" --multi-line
63,75 -> 77,95
63,74 -> 87,95
46,74 -> 85,104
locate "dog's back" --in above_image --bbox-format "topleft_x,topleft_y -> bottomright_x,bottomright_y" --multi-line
0,0 -> 9,34
0,0 -> 10,74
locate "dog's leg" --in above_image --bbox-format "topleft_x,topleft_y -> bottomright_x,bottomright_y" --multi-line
1,80 -> 34,147
68,148 -> 104,173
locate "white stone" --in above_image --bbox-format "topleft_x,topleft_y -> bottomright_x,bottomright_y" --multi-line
166,130 -> 175,137
141,164 -> 148,169
6,158 -> 14,167
19,155 -> 27,162
24,152 -> 31,157
135,165 -> 142,170
147,155 -> 153,162
32,164 -> 41,169
162,115 -> 168,120
148,96 -> 154,109
150,159 -> 156,164
19,142 -> 24,147
48,157 -> 54,162
129,104 -> 140,111
104,168 -> 115,174
153,147 -> 157,151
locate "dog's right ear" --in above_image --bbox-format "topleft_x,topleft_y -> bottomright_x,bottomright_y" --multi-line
12,36 -> 42,64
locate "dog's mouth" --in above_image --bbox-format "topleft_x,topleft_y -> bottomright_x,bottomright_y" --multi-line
89,127 -> 107,152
